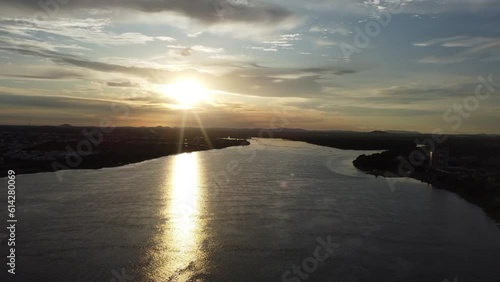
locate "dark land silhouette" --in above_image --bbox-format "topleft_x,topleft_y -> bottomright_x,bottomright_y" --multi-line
0,125 -> 250,177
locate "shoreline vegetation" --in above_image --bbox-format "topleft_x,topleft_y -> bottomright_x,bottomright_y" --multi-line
286,133 -> 500,225
0,126 -> 250,178
0,138 -> 250,178
2,126 -> 499,225
351,148 -> 500,225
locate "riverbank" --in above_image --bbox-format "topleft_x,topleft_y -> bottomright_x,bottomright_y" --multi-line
0,138 -> 249,178
352,149 -> 500,225
279,135 -> 500,225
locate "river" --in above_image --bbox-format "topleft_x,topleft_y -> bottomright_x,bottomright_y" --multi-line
1,139 -> 500,282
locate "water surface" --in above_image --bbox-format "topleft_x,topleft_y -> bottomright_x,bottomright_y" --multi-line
1,139 -> 500,282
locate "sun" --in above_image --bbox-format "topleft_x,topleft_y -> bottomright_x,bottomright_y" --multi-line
158,79 -> 208,108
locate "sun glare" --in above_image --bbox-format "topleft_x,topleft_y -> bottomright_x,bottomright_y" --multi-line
158,79 -> 208,108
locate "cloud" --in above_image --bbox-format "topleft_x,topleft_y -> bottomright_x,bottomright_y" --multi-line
245,33 -> 302,52
0,34 -> 364,100
0,36 -> 175,82
246,46 -> 277,52
0,18 -> 176,47
191,45 -> 225,54
415,35 -> 500,64
0,91 -> 183,126
286,98 -> 438,117
417,56 -> 469,64
0,92 -> 116,110
364,82 -> 477,104
0,66 -> 86,81
263,33 -> 302,49
300,0 -> 500,14
106,81 -> 140,88
0,0 -> 294,25
412,35 -> 468,47
187,31 -> 203,38
316,39 -> 339,47
180,47 -> 192,57
309,26 -> 350,36
200,66 -> 361,98
167,44 -> 224,57
0,91 -> 308,128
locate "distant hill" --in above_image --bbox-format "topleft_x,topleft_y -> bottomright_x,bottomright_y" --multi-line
386,130 -> 421,134
59,124 -> 72,127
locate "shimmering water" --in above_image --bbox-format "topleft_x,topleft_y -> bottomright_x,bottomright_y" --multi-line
1,139 -> 500,282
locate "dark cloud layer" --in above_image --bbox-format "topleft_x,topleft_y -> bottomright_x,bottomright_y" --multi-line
106,81 -> 139,88
1,0 -> 293,25
0,71 -> 84,80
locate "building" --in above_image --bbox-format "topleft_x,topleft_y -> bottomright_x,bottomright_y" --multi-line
430,147 -> 449,169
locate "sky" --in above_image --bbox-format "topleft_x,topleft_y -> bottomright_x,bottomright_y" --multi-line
0,0 -> 499,133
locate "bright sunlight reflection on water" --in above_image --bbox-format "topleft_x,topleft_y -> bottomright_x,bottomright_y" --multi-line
146,152 -> 206,281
